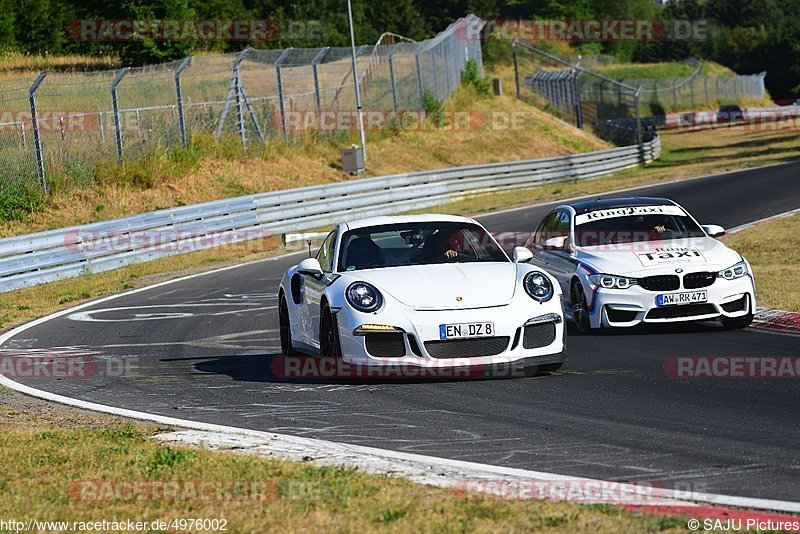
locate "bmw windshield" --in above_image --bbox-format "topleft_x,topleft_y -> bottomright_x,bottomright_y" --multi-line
574,206 -> 707,247
337,222 -> 508,272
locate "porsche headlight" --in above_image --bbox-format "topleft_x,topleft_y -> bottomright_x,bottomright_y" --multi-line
346,282 -> 383,312
524,271 -> 554,302
589,274 -> 637,290
718,260 -> 748,280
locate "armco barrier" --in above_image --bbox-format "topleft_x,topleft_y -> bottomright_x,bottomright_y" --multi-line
0,137 -> 660,292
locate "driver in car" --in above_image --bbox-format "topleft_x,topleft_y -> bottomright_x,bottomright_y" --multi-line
424,231 -> 458,261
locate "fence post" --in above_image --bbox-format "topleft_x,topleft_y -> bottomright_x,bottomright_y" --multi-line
430,47 -> 440,97
573,71 -> 583,129
512,40 -> 521,99
388,45 -> 400,114
28,72 -> 48,195
234,65 -> 246,149
275,48 -> 292,143
442,42 -> 452,96
174,57 -> 191,148
415,52 -> 425,109
704,76 -> 709,105
672,79 -> 678,108
311,47 -> 329,117
221,49 -> 251,150
635,85 -> 643,147
110,67 -> 129,162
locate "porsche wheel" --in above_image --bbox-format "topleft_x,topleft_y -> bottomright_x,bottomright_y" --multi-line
279,295 -> 298,356
319,304 -> 342,359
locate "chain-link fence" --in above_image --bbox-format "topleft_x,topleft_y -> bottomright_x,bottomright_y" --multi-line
593,65 -> 766,115
2,15 -> 483,197
513,41 -> 768,145
513,41 -> 648,146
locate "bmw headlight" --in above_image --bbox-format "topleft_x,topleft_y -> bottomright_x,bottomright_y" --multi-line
524,271 -> 554,302
589,274 -> 637,290
346,282 -> 383,312
718,260 -> 748,280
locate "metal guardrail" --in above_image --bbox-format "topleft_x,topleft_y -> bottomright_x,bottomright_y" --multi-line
0,137 -> 660,292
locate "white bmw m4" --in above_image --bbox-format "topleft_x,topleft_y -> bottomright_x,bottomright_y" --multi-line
527,197 -> 755,333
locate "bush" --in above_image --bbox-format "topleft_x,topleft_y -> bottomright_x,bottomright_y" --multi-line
461,59 -> 492,98
482,40 -> 512,67
422,90 -> 444,127
0,181 -> 43,221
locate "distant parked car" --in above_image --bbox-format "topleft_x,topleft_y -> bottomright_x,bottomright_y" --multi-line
716,104 -> 745,124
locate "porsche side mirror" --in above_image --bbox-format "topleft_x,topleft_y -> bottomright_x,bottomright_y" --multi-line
297,258 -> 323,278
512,246 -> 534,263
702,224 -> 726,238
543,236 -> 568,250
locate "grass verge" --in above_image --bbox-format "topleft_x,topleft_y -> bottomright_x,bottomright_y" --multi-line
0,391 -> 690,531
722,214 -> 800,311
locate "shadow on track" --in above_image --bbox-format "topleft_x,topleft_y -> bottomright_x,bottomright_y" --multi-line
565,320 -> 737,337
192,353 -> 559,385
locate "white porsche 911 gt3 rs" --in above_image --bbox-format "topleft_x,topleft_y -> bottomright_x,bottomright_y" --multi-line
278,214 -> 566,375
526,197 -> 755,333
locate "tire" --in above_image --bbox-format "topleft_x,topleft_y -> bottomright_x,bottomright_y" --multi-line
278,295 -> 298,356
570,281 -> 592,334
720,312 -> 753,330
319,303 -> 342,359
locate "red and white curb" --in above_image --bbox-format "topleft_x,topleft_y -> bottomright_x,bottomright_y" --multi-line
753,308 -> 800,335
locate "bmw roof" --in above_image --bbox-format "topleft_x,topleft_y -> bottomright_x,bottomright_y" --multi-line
566,197 -> 675,215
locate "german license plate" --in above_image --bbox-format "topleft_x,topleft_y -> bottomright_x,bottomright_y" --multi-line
656,291 -> 708,306
439,322 -> 494,340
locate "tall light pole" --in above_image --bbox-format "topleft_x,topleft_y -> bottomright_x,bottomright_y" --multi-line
347,0 -> 367,163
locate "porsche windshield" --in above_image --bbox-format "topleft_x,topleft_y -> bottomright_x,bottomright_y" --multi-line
337,222 -> 508,271
574,210 -> 706,246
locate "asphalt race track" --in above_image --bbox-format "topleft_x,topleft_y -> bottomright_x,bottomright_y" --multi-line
4,162 -> 800,501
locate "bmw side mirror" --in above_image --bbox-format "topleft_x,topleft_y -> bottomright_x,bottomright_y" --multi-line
512,246 -> 534,263
702,224 -> 726,238
543,236 -> 568,250
297,258 -> 323,278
